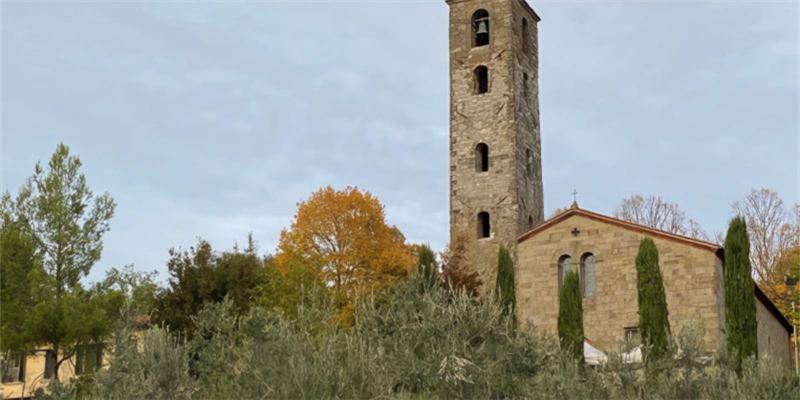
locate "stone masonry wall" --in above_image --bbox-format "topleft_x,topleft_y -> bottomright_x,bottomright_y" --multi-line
714,256 -> 727,350
446,0 -> 544,293
756,297 -> 792,372
511,0 -> 544,235
516,215 -> 725,352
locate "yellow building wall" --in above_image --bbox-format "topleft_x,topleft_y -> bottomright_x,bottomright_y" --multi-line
1,347 -> 110,400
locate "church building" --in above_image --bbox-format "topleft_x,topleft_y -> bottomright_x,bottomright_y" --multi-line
444,0 -> 792,370
517,202 -> 792,369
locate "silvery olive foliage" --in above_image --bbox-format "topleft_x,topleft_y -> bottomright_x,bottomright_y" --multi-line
36,275 -> 799,400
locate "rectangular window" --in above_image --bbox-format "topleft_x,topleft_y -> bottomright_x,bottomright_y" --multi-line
624,327 -> 641,346
44,351 -> 56,380
75,344 -> 104,375
1,354 -> 25,383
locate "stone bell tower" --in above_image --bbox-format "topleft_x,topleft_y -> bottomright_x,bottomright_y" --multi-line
445,0 -> 544,292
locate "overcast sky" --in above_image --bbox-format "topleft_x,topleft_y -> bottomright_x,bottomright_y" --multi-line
3,0 -> 798,284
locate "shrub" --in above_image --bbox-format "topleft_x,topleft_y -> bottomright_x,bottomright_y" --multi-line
557,270 -> 584,364
723,216 -> 758,374
417,244 -> 439,290
44,275 -> 797,400
495,246 -> 517,322
636,236 -> 670,363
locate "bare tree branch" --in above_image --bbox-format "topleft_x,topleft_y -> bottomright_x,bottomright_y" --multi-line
731,188 -> 799,285
548,207 -> 569,220
612,194 -> 708,240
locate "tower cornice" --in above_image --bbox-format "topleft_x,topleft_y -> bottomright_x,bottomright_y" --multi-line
444,0 -> 541,22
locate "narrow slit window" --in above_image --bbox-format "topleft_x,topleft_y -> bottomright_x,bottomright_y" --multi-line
475,66 -> 489,94
475,143 -> 489,172
472,10 -> 490,47
526,149 -> 533,178
523,73 -> 528,100
522,18 -> 529,54
477,212 -> 491,238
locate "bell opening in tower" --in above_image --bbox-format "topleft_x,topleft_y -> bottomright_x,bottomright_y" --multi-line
472,10 -> 490,47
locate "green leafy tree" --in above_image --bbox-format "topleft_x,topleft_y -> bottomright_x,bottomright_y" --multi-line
0,215 -> 40,354
416,244 -> 438,290
636,236 -> 671,363
253,255 -> 331,320
0,142 -> 118,380
153,234 -> 267,337
495,246 -> 517,321
99,265 -> 160,324
557,271 -> 584,363
724,216 -> 758,373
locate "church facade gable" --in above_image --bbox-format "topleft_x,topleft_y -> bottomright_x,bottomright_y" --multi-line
516,210 -> 727,353
516,206 -> 792,371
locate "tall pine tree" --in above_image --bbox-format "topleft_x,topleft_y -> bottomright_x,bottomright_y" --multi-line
417,244 -> 438,289
557,270 -> 584,363
723,216 -> 758,373
1,143 -> 118,380
636,237 -> 670,363
495,246 -> 517,321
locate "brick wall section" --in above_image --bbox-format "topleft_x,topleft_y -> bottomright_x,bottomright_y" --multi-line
446,0 -> 544,292
517,214 -> 725,352
756,296 -> 792,372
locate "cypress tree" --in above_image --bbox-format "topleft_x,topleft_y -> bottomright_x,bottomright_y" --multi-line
723,216 -> 758,373
557,270 -> 584,364
495,246 -> 517,321
636,236 -> 670,363
417,244 -> 438,289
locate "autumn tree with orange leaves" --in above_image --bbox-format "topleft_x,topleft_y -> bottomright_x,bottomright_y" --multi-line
440,234 -> 481,297
275,186 -> 414,315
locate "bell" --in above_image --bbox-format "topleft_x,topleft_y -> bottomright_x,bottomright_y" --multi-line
476,20 -> 488,35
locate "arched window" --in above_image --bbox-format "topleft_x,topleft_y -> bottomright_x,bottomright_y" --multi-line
526,148 -> 533,178
472,10 -> 490,47
474,66 -> 489,94
522,18 -> 529,54
475,143 -> 489,172
528,216 -> 534,230
581,253 -> 596,297
558,255 -> 572,292
477,212 -> 491,238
